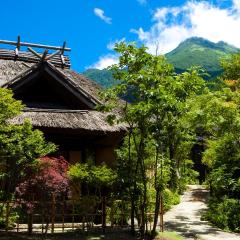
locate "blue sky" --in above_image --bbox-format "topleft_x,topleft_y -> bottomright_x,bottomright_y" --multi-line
0,0 -> 239,72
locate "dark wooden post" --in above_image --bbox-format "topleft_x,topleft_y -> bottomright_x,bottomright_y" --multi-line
62,196 -> 65,233
102,196 -> 106,233
51,193 -> 55,233
5,201 -> 9,233
72,199 -> 75,230
28,195 -> 34,235
159,195 -> 164,232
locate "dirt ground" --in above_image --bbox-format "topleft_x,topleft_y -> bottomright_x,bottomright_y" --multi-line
0,231 -> 138,240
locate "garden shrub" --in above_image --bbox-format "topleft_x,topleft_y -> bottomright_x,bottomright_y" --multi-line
15,156 -> 69,213
0,203 -> 19,229
205,197 -> 240,232
163,189 -> 180,212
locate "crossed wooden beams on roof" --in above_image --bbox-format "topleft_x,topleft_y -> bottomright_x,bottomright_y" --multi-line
0,36 -> 71,68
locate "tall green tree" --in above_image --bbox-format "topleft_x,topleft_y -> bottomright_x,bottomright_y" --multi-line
102,42 -> 205,238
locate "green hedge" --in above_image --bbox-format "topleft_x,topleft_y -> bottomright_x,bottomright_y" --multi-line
204,197 -> 240,232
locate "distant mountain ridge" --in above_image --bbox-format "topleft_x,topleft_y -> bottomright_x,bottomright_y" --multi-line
82,37 -> 239,88
82,68 -> 117,88
166,37 -> 239,78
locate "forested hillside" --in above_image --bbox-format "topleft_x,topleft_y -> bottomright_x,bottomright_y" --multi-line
166,37 -> 238,78
82,37 -> 239,88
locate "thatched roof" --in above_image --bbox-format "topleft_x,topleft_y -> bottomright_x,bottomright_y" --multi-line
10,108 -> 126,133
0,59 -> 102,104
0,59 -> 30,86
0,48 -> 70,68
0,53 -> 126,133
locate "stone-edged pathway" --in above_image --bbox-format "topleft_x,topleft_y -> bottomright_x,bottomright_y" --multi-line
163,185 -> 240,240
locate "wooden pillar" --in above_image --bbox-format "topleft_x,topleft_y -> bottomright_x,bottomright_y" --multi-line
51,193 -> 55,234
28,195 -> 34,235
62,196 -> 65,233
72,199 -> 75,230
102,196 -> 106,233
5,201 -> 9,233
159,195 -> 164,232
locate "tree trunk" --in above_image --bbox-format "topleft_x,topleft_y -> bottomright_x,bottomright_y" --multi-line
151,190 -> 161,239
140,169 -> 147,239
169,143 -> 177,191
130,195 -> 135,235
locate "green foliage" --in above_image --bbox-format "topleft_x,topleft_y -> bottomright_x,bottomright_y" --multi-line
205,198 -> 240,232
68,163 -> 117,192
106,199 -> 131,225
162,189 -> 180,212
0,88 -> 56,200
181,51 -> 240,232
68,163 -> 90,183
91,165 -> 117,186
0,88 -> 22,124
100,42 -> 206,237
221,52 -> 240,81
156,231 -> 184,240
0,203 -> 19,228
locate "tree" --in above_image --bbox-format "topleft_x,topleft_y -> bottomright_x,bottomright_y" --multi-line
68,162 -> 117,197
0,88 -> 56,200
183,81 -> 240,231
15,156 -> 69,233
101,42 -> 205,238
15,156 -> 69,202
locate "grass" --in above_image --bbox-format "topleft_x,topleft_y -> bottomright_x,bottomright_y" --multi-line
155,231 -> 184,240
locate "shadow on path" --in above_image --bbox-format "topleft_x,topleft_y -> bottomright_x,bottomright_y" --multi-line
163,185 -> 240,240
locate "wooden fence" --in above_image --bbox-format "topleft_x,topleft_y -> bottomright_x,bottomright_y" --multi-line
0,195 -> 164,234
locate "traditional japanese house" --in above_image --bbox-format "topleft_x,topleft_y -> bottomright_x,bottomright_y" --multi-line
0,37 -> 126,166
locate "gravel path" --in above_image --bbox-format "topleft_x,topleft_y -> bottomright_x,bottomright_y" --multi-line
163,185 -> 240,240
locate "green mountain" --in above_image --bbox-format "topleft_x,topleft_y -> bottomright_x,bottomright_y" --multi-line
166,37 -> 239,78
82,68 -> 118,88
82,37 -> 239,88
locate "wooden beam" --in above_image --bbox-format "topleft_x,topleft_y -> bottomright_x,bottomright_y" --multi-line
15,48 -> 19,58
15,36 -> 21,59
45,50 -> 61,61
61,41 -> 66,55
60,54 -> 65,68
0,39 -> 71,52
27,47 -> 42,59
41,50 -> 48,61
16,36 -> 21,50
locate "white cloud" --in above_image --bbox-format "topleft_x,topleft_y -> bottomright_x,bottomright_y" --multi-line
132,0 -> 240,54
87,54 -> 118,70
233,0 -> 240,13
137,0 -> 147,5
94,8 -> 112,24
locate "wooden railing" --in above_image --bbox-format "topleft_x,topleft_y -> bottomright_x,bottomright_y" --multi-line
0,195 -> 164,234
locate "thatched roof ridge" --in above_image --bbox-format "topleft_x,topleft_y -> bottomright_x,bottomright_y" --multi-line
0,58 -> 103,104
0,59 -> 32,86
47,62 -> 102,105
10,109 -> 127,133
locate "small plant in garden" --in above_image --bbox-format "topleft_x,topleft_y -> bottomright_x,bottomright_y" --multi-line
15,156 -> 69,208
68,162 -> 117,197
